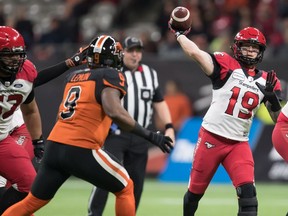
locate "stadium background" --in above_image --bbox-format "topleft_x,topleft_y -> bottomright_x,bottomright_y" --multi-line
2,0 -> 288,183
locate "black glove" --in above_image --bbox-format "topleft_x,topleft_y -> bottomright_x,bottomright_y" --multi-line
32,136 -> 45,163
168,20 -> 191,38
66,46 -> 88,67
256,70 -> 281,112
147,131 -> 174,153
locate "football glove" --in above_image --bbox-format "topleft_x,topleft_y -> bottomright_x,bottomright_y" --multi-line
168,20 -> 191,38
32,136 -> 45,163
147,131 -> 174,153
256,70 -> 281,112
66,46 -> 88,67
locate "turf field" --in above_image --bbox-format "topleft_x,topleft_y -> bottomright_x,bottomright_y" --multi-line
36,178 -> 288,216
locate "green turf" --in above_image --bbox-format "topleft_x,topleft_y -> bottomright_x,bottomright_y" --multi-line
36,178 -> 288,216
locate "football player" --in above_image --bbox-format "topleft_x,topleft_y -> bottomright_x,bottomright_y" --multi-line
2,35 -> 173,216
169,24 -> 282,216
0,28 -> 87,214
272,101 -> 288,161
0,26 -> 43,214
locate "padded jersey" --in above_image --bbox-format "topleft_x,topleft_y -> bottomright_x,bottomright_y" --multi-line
202,52 -> 282,141
0,60 -> 37,140
48,67 -> 127,149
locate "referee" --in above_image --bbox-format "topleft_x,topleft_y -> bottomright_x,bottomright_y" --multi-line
87,36 -> 175,216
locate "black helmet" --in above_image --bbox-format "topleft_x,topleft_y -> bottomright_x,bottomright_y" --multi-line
87,35 -> 123,69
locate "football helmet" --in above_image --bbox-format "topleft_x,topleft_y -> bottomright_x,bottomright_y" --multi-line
0,26 -> 27,75
231,27 -> 266,66
87,35 -> 123,69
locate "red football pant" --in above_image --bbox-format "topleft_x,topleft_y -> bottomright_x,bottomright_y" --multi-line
188,127 -> 255,194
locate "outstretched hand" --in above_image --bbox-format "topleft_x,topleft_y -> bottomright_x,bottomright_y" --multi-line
256,70 -> 281,112
66,46 -> 88,67
256,70 -> 277,95
148,131 -> 174,153
168,20 -> 191,38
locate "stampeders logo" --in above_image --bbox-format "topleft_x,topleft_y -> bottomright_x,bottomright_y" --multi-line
204,142 -> 215,149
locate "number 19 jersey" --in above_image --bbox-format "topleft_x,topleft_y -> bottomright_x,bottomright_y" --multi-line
202,52 -> 281,141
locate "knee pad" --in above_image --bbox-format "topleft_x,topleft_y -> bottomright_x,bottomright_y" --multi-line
236,183 -> 258,215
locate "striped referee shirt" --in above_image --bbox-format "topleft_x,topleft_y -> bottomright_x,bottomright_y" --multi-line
121,63 -> 164,128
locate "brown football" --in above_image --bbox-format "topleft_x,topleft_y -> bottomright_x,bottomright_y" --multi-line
170,6 -> 192,31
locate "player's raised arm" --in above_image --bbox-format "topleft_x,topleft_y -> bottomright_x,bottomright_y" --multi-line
168,7 -> 214,76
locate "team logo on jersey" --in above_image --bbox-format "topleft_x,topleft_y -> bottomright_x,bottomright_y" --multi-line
205,142 -> 215,149
213,52 -> 224,57
141,89 -> 151,101
232,70 -> 245,81
247,76 -> 254,82
13,84 -> 23,88
16,136 -> 26,145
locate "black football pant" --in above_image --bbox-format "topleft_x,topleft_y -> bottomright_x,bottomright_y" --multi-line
87,131 -> 148,216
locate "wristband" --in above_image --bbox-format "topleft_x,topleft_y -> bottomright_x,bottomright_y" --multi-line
268,95 -> 282,112
165,123 -> 174,130
131,122 -> 150,139
32,135 -> 44,145
270,101 -> 281,112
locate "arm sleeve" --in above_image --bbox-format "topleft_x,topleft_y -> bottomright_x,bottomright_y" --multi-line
34,61 -> 70,87
152,86 -> 164,102
23,89 -> 35,104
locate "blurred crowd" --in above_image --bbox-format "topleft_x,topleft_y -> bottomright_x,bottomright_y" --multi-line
1,0 -> 288,60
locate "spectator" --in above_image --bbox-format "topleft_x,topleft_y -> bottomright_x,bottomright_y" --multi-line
14,10 -> 35,50
164,79 -> 193,133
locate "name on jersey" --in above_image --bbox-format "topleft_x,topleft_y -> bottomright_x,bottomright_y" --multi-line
0,89 -> 20,94
238,80 -> 258,91
232,71 -> 258,92
70,72 -> 91,82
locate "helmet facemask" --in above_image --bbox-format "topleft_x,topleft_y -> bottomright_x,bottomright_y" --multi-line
0,48 -> 26,75
231,41 -> 265,66
231,27 -> 266,67
87,35 -> 123,69
0,26 -> 27,76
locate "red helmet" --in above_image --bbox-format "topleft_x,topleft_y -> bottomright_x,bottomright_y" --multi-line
231,27 -> 266,66
0,26 -> 26,75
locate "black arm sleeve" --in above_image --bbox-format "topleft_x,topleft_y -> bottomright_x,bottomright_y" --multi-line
23,89 -> 35,104
34,61 -> 69,88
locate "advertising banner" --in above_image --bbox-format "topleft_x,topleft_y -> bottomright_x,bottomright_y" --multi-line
159,117 -> 264,183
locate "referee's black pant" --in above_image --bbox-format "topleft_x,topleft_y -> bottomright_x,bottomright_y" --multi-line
88,130 -> 149,216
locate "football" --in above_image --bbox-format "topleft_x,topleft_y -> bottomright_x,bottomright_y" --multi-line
170,6 -> 192,31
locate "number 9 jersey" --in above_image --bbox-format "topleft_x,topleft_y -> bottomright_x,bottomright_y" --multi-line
202,52 -> 281,141
48,67 -> 127,149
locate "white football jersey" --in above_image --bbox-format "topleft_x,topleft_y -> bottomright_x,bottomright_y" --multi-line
280,102 -> 288,119
0,60 -> 37,140
8,108 -> 25,133
202,52 -> 281,141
